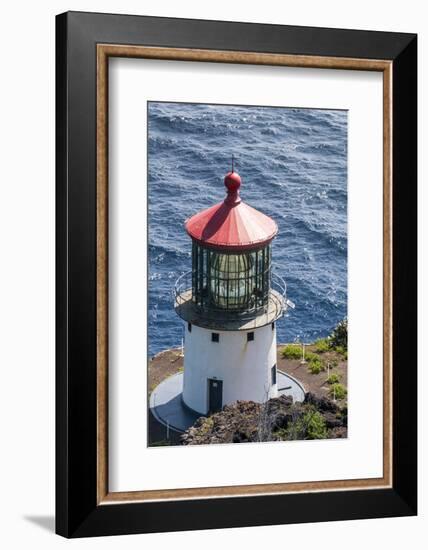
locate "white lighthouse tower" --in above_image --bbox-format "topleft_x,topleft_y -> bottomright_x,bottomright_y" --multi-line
174,168 -> 293,416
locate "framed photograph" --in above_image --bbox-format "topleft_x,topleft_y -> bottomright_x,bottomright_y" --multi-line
56,11 -> 417,537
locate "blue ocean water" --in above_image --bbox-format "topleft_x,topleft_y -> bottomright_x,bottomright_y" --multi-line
148,102 -> 347,357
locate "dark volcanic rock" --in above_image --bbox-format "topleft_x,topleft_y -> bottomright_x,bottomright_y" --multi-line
181,393 -> 347,445
323,411 -> 344,429
304,392 -> 339,413
232,431 -> 250,443
330,426 -> 348,438
272,412 -> 293,430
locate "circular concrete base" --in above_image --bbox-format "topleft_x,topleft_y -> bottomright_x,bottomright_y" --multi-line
149,371 -> 305,434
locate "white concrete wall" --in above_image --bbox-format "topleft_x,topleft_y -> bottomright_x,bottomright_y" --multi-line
182,323 -> 278,415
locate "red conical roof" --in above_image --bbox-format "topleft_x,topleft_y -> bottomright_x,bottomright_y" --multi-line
185,171 -> 278,251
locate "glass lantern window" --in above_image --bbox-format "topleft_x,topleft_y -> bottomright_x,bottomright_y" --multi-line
191,241 -> 271,314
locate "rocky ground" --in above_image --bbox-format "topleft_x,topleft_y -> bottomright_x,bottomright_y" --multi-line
181,393 -> 347,445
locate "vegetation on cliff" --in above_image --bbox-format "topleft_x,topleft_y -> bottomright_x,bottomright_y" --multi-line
281,319 -> 348,374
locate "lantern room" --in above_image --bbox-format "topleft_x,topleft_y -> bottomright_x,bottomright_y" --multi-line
174,169 -> 291,331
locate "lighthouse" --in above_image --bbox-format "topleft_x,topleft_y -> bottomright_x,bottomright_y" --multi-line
174,167 -> 294,416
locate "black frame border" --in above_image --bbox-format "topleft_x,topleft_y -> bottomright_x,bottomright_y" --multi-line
56,11 -> 417,538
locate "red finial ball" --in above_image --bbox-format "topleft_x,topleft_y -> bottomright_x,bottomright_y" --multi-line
224,171 -> 241,193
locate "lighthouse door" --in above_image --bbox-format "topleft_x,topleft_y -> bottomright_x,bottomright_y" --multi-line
208,379 -> 223,413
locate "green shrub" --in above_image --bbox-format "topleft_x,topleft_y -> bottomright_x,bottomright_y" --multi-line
305,411 -> 328,439
326,373 -> 340,385
281,344 -> 302,360
306,352 -> 325,374
329,383 -> 347,400
314,338 -> 330,353
308,361 -> 323,375
283,408 -> 327,440
329,319 -> 347,350
334,346 -> 348,360
308,363 -> 323,374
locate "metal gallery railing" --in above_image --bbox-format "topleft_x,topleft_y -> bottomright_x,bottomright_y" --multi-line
173,269 -> 294,326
